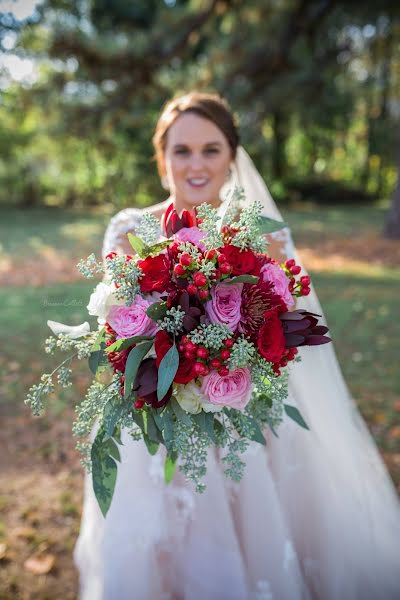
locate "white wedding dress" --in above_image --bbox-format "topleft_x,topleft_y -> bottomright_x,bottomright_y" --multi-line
74,149 -> 400,599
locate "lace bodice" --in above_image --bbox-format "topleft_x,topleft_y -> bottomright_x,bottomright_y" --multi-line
102,208 -> 149,259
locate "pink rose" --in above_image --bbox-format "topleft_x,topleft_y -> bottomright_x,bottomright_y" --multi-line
107,296 -> 158,339
174,226 -> 207,251
201,367 -> 252,410
260,262 -> 295,309
205,282 -> 243,332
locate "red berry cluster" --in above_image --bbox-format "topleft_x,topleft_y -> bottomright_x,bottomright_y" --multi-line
173,250 -> 233,302
178,335 -> 234,377
284,259 -> 311,297
272,347 -> 298,376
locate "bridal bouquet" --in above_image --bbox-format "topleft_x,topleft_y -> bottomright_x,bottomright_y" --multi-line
26,189 -> 330,515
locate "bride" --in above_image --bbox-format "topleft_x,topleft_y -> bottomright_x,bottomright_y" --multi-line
74,92 -> 400,599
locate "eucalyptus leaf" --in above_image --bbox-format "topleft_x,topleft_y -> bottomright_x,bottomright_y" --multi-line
244,416 -> 266,445
127,233 -> 146,257
284,404 -> 309,430
164,454 -> 177,484
89,343 -> 106,375
91,429 -> 118,517
258,216 -> 288,234
227,275 -> 259,284
88,327 -> 106,375
124,340 -> 153,399
204,412 -> 216,442
104,437 -> 121,462
106,335 -> 154,353
157,344 -> 179,401
162,407 -> 175,451
146,301 -> 168,321
144,411 -> 163,443
170,397 -> 192,426
143,436 -> 160,455
192,411 -> 207,433
103,399 -> 129,439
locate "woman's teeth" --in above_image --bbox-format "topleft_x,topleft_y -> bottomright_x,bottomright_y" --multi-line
188,178 -> 208,187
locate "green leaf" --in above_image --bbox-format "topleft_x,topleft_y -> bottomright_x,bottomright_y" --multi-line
103,399 -> 129,439
164,454 -> 177,484
162,406 -> 175,451
104,437 -> 121,462
245,416 -> 266,445
127,233 -> 146,257
258,216 -> 288,235
142,240 -> 172,257
144,411 -> 163,443
89,344 -> 107,375
192,411 -> 207,433
88,327 -> 106,375
106,335 -> 154,353
227,275 -> 259,284
143,436 -> 159,455
204,412 -> 216,442
146,301 -> 168,321
284,404 -> 309,430
170,397 -> 192,426
124,340 -> 153,399
91,429 -> 118,517
157,343 -> 179,401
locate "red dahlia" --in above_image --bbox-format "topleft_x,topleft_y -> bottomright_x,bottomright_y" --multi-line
239,280 -> 285,341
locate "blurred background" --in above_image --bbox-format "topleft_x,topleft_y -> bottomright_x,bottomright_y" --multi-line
0,0 -> 399,597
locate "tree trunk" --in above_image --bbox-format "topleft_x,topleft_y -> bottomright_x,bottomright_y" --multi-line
271,110 -> 287,180
383,162 -> 400,239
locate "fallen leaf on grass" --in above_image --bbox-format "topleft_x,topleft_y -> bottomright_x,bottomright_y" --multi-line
13,526 -> 37,540
24,553 -> 55,575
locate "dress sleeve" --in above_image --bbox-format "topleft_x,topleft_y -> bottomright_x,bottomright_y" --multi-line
102,208 -> 143,259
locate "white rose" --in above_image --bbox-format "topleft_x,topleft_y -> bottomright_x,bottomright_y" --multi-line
87,282 -> 122,322
174,381 -> 222,414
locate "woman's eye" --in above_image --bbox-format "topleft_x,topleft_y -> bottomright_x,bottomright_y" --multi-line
175,148 -> 189,155
205,148 -> 219,155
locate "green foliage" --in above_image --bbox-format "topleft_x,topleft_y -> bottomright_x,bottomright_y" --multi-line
157,344 -> 179,401
0,0 -> 398,208
123,340 -> 153,399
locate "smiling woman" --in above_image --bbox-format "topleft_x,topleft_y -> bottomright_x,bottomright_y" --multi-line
153,93 -> 239,212
74,91 -> 400,600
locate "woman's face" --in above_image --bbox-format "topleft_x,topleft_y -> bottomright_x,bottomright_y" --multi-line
163,112 -> 233,211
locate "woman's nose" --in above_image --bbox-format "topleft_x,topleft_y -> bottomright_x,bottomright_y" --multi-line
188,153 -> 205,171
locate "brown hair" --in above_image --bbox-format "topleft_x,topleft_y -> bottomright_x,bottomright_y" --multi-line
153,91 -> 240,177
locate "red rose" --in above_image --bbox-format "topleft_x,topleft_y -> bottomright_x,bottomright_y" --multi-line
108,348 -> 130,373
138,253 -> 171,293
155,330 -> 196,384
257,308 -> 286,364
219,244 -> 259,276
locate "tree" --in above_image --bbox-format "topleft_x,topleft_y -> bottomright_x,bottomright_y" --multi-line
384,160 -> 400,239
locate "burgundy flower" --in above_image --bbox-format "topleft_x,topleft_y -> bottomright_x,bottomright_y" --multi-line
164,203 -> 196,237
239,280 -> 285,341
279,310 -> 331,347
134,357 -> 172,408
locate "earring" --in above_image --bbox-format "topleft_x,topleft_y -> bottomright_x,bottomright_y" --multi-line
161,175 -> 170,191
